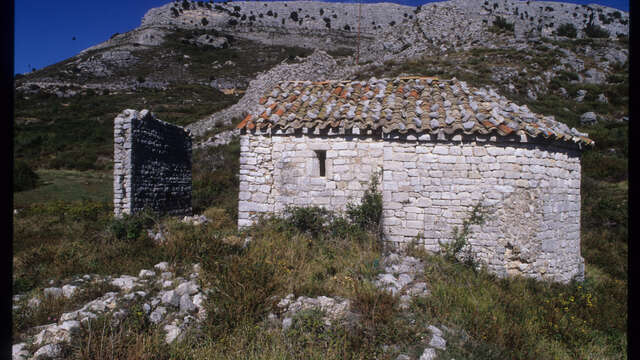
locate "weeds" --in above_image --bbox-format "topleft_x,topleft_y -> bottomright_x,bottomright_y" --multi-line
439,202 -> 487,265
346,172 -> 383,236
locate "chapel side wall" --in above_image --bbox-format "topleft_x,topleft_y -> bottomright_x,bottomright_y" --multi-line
238,134 -> 275,227
382,141 -> 583,283
238,134 -> 384,226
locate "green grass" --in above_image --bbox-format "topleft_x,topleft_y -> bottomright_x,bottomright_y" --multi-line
407,250 -> 627,359
13,169 -> 112,209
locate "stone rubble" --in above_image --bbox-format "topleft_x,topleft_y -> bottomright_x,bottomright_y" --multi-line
374,253 -> 430,310
375,252 -> 452,360
580,111 -> 598,125
182,214 -> 210,226
273,294 -> 358,329
12,262 -> 210,359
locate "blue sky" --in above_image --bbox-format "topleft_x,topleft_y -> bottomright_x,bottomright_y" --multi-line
15,0 -> 629,75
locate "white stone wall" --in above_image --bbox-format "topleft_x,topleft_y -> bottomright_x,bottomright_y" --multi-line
381,140 -> 583,283
238,133 -> 584,283
238,133 -> 384,227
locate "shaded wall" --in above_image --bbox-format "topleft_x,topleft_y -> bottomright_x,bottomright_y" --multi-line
114,109 -> 192,217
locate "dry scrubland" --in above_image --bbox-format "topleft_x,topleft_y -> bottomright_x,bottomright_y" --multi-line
13,137 -> 627,358
13,7 -> 627,359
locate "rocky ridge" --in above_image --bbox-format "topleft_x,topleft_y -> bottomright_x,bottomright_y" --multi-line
16,0 -> 628,100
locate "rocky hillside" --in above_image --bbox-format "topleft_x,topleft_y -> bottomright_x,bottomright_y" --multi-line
12,2 -> 629,358
14,0 -> 628,167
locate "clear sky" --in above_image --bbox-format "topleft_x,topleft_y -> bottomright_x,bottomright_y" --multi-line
14,0 -> 629,75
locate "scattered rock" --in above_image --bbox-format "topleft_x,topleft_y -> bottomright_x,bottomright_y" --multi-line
138,269 -> 156,278
597,93 -> 608,104
429,333 -> 447,350
43,287 -> 63,299
179,294 -> 196,313
419,347 -> 438,360
154,262 -> 170,271
111,275 -> 138,291
182,215 -> 209,225
62,285 -> 77,298
150,306 -> 167,324
33,344 -> 62,359
575,89 -> 587,103
12,343 -> 29,360
175,281 -> 199,296
583,68 -> 606,85
558,87 -> 567,97
164,324 -> 184,344
28,297 -> 42,308
527,88 -> 537,101
580,112 -> 598,125
34,324 -> 69,346
161,290 -> 181,307
427,325 -> 443,337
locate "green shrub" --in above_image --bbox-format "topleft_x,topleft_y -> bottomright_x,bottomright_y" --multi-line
492,16 -> 514,32
284,206 -> 334,237
108,211 -> 155,241
346,173 -> 383,233
584,23 -> 610,38
13,160 -> 39,192
556,23 -> 577,38
285,309 -> 332,347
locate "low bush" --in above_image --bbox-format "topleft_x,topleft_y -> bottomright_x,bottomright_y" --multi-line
584,23 -> 610,38
492,16 -> 514,32
108,211 -> 156,241
13,160 -> 39,192
556,23 -> 577,38
346,173 -> 383,234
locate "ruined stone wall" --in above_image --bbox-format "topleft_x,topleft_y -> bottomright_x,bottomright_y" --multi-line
239,132 -> 584,283
114,109 -> 192,217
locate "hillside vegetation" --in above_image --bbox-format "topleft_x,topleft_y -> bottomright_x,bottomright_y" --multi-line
13,0 -> 627,358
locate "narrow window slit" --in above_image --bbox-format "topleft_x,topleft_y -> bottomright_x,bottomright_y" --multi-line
314,150 -> 326,177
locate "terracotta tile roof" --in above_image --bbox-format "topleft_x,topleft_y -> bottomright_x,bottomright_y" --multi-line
238,77 -> 594,146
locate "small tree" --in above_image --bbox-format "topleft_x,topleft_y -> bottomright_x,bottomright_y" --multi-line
584,23 -> 610,38
492,16 -> 514,32
556,23 -> 577,38
14,160 -> 39,192
201,17 -> 209,26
